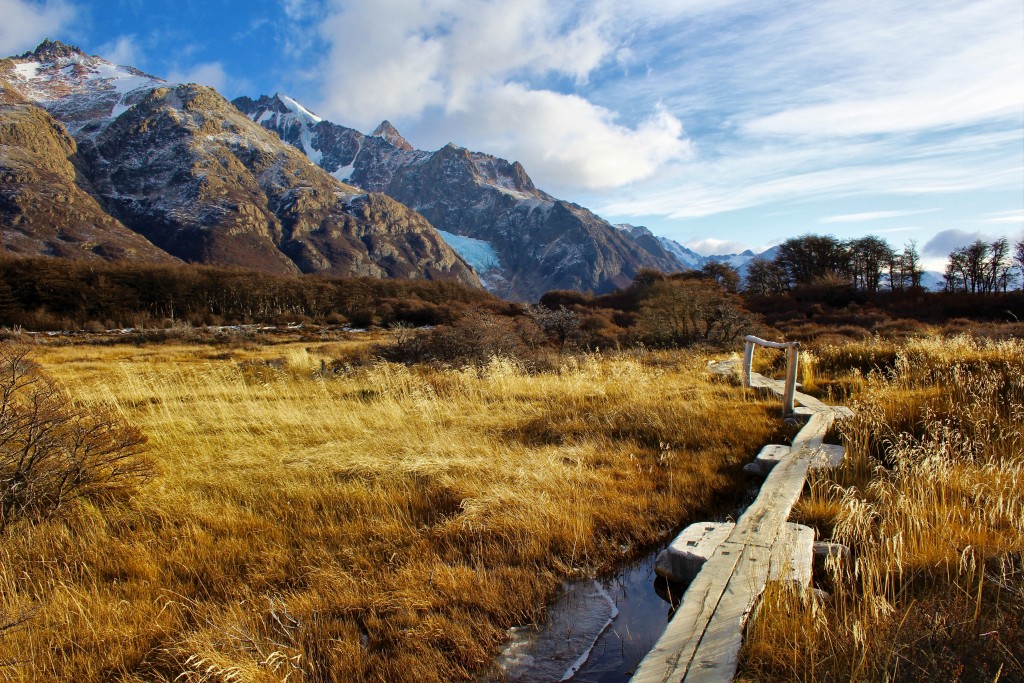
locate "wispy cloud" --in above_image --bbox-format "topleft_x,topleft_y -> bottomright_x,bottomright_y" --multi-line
822,210 -> 939,224
167,62 -> 233,93
985,210 -> 1024,224
278,0 -> 693,190
271,0 -> 1022,248
96,34 -> 139,66
683,237 -> 753,256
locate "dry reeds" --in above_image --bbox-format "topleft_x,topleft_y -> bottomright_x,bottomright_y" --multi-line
0,341 -> 780,681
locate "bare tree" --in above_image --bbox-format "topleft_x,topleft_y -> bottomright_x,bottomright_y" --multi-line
699,261 -> 740,293
988,237 -> 1013,292
1016,238 -> 1024,291
846,235 -> 893,294
776,234 -> 849,286
944,239 -> 1016,293
743,257 -> 789,295
899,240 -> 924,291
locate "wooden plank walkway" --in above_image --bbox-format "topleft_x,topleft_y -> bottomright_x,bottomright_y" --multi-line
633,361 -> 848,683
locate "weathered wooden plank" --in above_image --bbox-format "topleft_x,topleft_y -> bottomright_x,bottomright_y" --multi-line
685,523 -> 815,681
747,371 -> 835,414
642,358 -> 852,683
769,523 -> 814,588
681,543 -> 772,682
791,409 -> 834,451
631,544 -> 744,683
726,412 -> 829,549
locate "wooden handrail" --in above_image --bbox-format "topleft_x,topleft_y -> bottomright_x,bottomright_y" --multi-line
742,336 -> 800,416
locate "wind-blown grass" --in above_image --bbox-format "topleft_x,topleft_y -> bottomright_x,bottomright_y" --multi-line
0,340 -> 780,682
739,335 -> 1024,682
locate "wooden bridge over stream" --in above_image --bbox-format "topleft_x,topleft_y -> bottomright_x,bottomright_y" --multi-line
631,336 -> 853,683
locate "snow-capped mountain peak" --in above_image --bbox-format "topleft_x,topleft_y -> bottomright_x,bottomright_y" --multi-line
20,38 -> 87,62
1,39 -> 165,135
276,94 -> 322,124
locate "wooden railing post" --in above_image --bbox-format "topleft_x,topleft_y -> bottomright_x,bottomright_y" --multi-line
742,339 -> 754,389
783,343 -> 800,416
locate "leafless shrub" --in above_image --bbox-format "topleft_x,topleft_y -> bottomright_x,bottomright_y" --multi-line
0,346 -> 152,530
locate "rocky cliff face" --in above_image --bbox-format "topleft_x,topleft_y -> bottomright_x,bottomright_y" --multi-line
0,84 -> 174,262
235,94 -> 683,300
0,42 -> 479,286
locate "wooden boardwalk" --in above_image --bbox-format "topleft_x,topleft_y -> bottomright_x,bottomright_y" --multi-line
631,360 -> 850,683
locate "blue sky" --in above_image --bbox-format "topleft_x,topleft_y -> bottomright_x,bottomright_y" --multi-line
2,0 -> 1022,268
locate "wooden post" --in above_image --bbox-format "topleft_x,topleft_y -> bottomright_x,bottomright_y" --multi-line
783,343 -> 799,416
742,339 -> 754,389
742,340 -> 754,389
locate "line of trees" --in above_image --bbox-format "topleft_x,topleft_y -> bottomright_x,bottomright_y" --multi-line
0,256 -> 498,331
742,233 -> 1024,296
943,238 -> 1021,294
743,234 -> 924,296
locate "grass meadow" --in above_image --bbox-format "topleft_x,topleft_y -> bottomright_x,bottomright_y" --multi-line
0,336 -> 782,682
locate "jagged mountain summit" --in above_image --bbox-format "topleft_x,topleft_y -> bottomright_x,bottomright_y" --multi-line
235,93 -> 684,300
371,120 -> 413,151
5,39 -> 165,138
0,42 -> 479,285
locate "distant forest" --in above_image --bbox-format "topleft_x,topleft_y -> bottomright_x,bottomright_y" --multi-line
0,231 -> 1021,344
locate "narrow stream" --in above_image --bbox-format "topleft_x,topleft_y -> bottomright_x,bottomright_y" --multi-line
487,479 -> 761,682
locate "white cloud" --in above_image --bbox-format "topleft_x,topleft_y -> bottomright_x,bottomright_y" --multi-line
167,62 -> 229,92
683,237 -> 750,256
985,210 -> 1024,225
302,0 -> 689,191
313,0 -> 615,123
441,84 -> 691,189
277,0 -> 1022,229
96,35 -> 139,66
0,0 -> 76,55
741,1 -> 1024,137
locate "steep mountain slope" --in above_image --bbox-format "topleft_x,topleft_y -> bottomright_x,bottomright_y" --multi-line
0,42 -> 479,285
235,94 -> 683,300
0,80 -> 174,262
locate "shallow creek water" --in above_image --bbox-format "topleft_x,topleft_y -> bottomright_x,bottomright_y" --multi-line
486,481 -> 761,682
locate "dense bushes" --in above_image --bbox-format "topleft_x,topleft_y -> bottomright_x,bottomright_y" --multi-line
0,256 -> 496,331
0,346 -> 152,530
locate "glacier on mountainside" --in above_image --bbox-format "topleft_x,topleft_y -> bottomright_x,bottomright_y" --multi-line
436,230 -> 501,273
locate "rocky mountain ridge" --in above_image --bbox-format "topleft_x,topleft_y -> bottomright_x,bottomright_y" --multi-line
0,41 -> 479,286
235,93 -> 684,300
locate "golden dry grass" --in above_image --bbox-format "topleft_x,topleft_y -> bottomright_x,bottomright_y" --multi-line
0,339 -> 781,682
740,335 -> 1024,682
